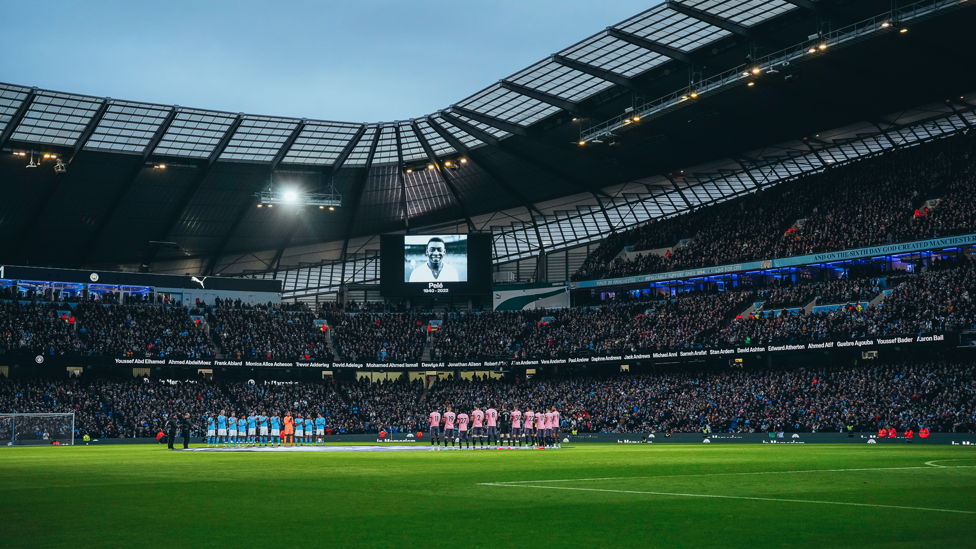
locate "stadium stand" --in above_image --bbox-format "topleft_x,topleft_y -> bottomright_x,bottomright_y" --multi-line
209,303 -> 333,362
2,257 -> 973,360
325,309 -> 431,362
573,131 -> 976,282
2,356 -> 973,438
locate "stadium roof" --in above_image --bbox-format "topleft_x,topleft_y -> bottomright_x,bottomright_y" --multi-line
1,0 -> 974,277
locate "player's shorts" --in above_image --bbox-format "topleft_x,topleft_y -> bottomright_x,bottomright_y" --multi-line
471,427 -> 483,436
271,428 -> 280,436
512,427 -> 522,436
295,429 -> 304,437
207,429 -> 216,437
500,423 -> 511,435
552,427 -> 560,435
444,428 -> 456,439
429,426 -> 440,436
486,426 -> 497,438
229,429 -> 238,437
458,430 -> 468,442
316,429 -> 325,436
218,429 -> 227,436
544,429 -> 552,437
259,427 -> 268,436
248,428 -> 256,436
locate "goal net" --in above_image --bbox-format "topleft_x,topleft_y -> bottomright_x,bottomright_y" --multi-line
0,413 -> 75,446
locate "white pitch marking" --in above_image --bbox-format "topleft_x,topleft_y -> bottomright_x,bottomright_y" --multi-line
479,483 -> 976,515
924,459 -> 976,468
489,464 -> 971,485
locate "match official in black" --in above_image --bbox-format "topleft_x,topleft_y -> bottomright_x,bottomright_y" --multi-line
181,413 -> 192,449
165,414 -> 179,450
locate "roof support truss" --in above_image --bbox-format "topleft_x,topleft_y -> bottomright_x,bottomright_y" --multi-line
13,98 -> 110,262
781,0 -> 821,13
551,55 -> 640,92
205,119 -> 312,275
449,106 -> 530,137
499,81 -> 595,117
425,117 -> 543,218
439,110 -> 599,199
393,125 -> 410,231
147,114 -> 243,265
411,121 -> 475,233
605,28 -> 692,64
339,127 -> 381,284
80,106 -> 180,265
0,87 -> 36,150
666,1 -> 752,39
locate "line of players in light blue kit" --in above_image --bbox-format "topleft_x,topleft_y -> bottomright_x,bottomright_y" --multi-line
204,410 -> 326,447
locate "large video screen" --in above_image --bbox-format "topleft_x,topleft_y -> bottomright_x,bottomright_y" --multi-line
381,233 -> 491,296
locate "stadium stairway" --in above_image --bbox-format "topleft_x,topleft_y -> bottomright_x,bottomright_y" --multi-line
868,291 -> 888,308
322,320 -> 338,358
740,301 -> 765,317
421,333 -> 433,362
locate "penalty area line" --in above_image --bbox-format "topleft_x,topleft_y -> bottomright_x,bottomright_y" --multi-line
478,483 -> 976,515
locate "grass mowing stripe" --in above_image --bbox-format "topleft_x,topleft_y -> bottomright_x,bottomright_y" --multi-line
479,482 -> 976,515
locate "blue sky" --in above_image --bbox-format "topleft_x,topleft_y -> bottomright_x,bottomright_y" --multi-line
1,0 -> 653,122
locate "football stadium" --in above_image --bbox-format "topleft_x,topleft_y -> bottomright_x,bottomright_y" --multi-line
2,0 -> 976,547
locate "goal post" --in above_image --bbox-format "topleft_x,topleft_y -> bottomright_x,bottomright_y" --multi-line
0,413 -> 75,446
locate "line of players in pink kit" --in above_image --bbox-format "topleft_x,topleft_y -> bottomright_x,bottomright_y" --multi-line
428,405 -> 562,450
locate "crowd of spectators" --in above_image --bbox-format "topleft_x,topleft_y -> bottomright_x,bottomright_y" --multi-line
209,303 -> 332,362
338,377 -> 424,433
326,310 -> 431,362
7,355 -> 970,438
77,303 -> 214,358
708,260 -> 975,347
758,276 -> 882,310
573,129 -> 976,281
0,375 -> 356,438
3,256 -> 972,361
0,301 -> 83,355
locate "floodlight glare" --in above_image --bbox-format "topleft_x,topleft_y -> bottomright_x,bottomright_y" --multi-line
751,67 -> 761,74
427,164 -> 435,170
818,43 -> 827,50
283,190 -> 299,202
459,158 -> 467,164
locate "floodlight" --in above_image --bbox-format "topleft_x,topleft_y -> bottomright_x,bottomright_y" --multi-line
283,190 -> 299,203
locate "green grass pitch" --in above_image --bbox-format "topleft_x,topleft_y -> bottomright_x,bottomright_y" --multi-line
3,443 -> 975,548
